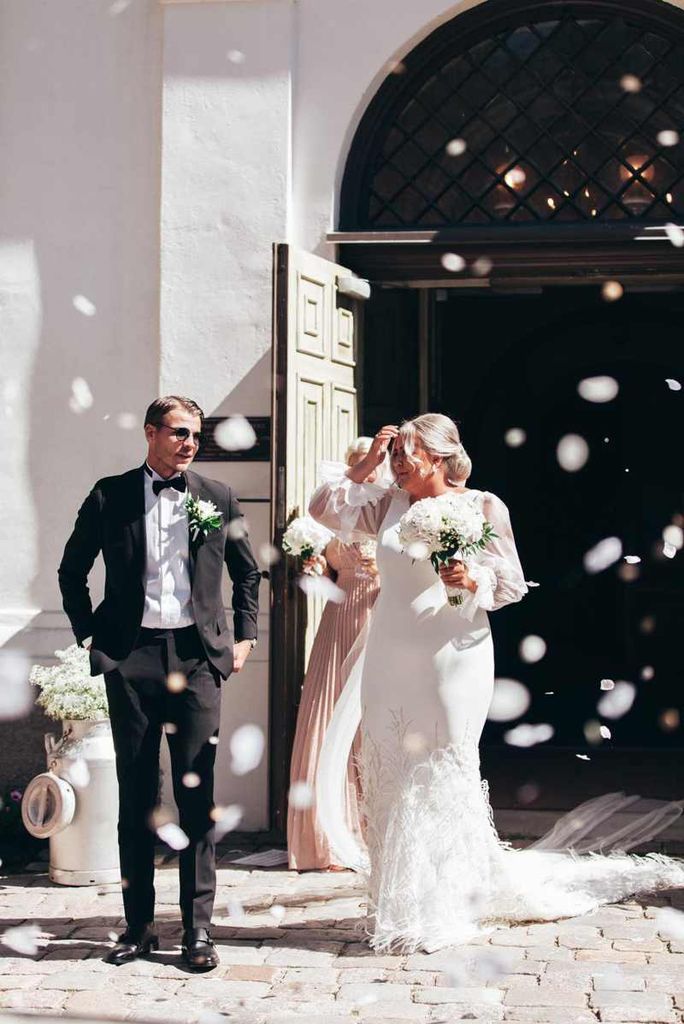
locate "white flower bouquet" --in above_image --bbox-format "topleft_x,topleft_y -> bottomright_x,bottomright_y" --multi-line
282,515 -> 333,574
29,644 -> 108,721
398,492 -> 496,606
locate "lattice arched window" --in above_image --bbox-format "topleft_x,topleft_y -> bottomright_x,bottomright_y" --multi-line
340,0 -> 684,229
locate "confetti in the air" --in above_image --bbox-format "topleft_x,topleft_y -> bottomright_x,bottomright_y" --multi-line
403,731 -> 428,754
584,720 -> 604,745
258,543 -> 280,566
640,665 -> 654,681
583,536 -> 622,574
157,822 -> 190,851
619,74 -> 641,93
163,722 -> 178,735
166,672 -> 187,694
663,542 -> 677,559
182,772 -> 201,789
270,904 -> 286,922
108,0 -> 132,13
69,377 -> 94,414
472,256 -> 493,277
211,803 -> 243,840
1,923 -> 44,956
116,412 -> 138,430
230,723 -> 265,775
665,378 -> 681,391
406,540 -> 430,560
600,725 -> 612,739
655,907 -> 684,940
227,49 -> 246,64
600,678 -> 615,690
624,555 -> 641,564
519,635 -> 546,664
597,680 -> 636,719
214,415 -> 257,451
504,723 -> 554,747
504,428 -> 527,448
504,166 -> 526,189
446,138 -> 467,157
557,434 -> 589,472
288,781 -> 314,809
664,223 -> 684,248
657,130 -> 679,148
72,294 -> 96,317
488,678 -> 530,722
663,525 -> 684,550
65,758 -> 90,789
441,252 -> 466,273
601,280 -> 623,302
659,708 -> 680,732
577,376 -> 619,403
0,651 -> 31,721
226,518 -> 248,540
298,574 -> 345,604
227,897 -> 246,923
576,754 -> 591,761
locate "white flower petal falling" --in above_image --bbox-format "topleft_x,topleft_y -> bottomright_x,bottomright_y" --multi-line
288,781 -> 314,809
166,672 -> 187,694
211,803 -> 243,840
156,822 -> 190,851
663,542 -> 677,559
182,772 -> 201,789
214,415 -> 257,451
487,678 -> 530,722
557,434 -> 589,472
583,537 -> 622,574
258,543 -> 280,566
116,412 -> 138,430
655,907 -> 684,941
1,923 -> 44,956
446,138 -> 467,157
108,0 -> 132,13
597,680 -> 636,719
577,376 -> 619,403
227,897 -> 246,923
504,428 -> 527,448
601,280 -> 623,302
619,74 -> 641,93
657,130 -> 679,148
72,294 -> 96,316
624,555 -> 641,564
226,518 -> 248,540
504,723 -> 554,747
69,378 -> 94,414
1,651 -> 32,721
600,678 -> 615,690
441,252 -> 466,273
640,665 -> 655,681
663,524 -> 683,550
472,256 -> 493,277
269,904 -> 286,922
298,574 -> 345,604
664,223 -> 684,248
576,754 -> 591,761
665,378 -> 682,391
519,635 -> 546,664
230,723 -> 265,775
227,49 -> 246,64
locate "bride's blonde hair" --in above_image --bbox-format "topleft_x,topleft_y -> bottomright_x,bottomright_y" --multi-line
345,436 -> 374,465
398,413 -> 472,484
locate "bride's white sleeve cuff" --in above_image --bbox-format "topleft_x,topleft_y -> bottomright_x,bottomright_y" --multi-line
458,563 -> 497,621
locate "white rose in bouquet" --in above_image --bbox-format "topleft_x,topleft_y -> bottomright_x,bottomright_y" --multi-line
282,515 -> 334,574
398,491 -> 496,606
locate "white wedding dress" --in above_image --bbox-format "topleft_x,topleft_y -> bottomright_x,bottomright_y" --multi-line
309,463 -> 684,953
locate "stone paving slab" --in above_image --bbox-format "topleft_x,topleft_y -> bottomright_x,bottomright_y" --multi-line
0,861 -> 682,1023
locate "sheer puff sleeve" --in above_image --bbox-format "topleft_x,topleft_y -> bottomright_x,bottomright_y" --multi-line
459,491 -> 528,621
308,461 -> 395,542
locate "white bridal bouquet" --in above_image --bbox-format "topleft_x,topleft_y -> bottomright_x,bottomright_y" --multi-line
282,515 -> 333,574
398,492 -> 496,606
29,644 -> 108,721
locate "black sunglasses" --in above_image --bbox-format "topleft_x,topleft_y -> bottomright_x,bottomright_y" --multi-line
157,424 -> 204,447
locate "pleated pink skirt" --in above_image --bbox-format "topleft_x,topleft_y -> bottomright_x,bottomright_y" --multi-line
288,566 -> 379,870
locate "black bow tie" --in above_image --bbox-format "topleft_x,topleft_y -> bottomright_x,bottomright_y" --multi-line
152,475 -> 186,496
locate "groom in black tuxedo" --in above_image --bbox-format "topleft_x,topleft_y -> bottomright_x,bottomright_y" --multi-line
58,396 -> 261,969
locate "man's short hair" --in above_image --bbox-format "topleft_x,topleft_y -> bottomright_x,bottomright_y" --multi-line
144,396 -> 205,428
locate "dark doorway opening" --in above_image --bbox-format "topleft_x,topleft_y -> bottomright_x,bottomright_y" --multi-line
362,284 -> 684,759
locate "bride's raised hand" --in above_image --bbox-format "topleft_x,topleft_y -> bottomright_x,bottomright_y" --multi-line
347,425 -> 399,483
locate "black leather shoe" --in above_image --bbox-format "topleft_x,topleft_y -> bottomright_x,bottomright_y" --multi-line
181,927 -> 219,970
107,923 -> 159,965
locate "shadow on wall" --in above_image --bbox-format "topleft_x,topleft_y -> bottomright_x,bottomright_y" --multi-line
0,0 -> 164,791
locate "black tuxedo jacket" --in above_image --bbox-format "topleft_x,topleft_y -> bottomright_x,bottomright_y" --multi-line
58,465 -> 261,679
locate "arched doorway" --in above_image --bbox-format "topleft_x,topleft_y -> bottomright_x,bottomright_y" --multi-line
333,0 -> 684,792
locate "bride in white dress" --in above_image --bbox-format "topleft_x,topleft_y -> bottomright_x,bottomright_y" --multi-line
309,413 -> 684,954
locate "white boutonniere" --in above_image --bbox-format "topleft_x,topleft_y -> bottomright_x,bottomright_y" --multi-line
185,493 -> 223,543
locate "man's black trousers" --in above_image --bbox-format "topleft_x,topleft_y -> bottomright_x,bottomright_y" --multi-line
104,625 -> 221,931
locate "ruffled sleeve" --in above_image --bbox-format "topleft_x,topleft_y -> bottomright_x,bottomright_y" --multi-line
308,461 -> 395,541
459,491 -> 528,621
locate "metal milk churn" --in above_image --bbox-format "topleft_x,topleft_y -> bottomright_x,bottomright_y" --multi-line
22,719 -> 120,885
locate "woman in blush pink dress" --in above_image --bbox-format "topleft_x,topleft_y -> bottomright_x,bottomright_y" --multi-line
288,438 -> 381,871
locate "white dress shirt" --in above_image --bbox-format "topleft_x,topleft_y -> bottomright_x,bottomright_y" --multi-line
141,464 -> 195,628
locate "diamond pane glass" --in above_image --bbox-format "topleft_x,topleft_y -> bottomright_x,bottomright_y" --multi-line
343,2 -> 684,228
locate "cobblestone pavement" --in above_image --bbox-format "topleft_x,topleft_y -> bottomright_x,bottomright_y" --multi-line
1,853 -> 683,1024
